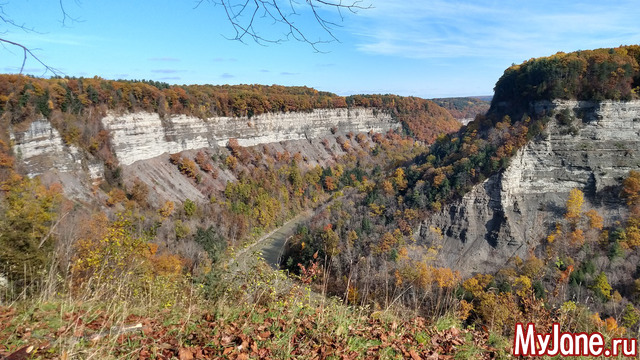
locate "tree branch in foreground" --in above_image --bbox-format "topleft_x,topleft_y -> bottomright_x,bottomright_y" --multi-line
0,37 -> 61,76
195,0 -> 371,52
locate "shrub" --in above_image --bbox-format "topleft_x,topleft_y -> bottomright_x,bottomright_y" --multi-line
184,198 -> 197,217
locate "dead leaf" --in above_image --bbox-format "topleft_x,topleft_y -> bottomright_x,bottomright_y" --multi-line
178,348 -> 194,360
409,349 -> 422,360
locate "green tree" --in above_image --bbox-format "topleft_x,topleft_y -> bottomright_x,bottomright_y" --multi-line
622,303 -> 640,328
0,177 -> 61,288
591,272 -> 612,301
183,198 -> 197,217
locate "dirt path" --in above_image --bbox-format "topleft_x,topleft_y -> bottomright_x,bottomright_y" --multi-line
227,210 -> 313,269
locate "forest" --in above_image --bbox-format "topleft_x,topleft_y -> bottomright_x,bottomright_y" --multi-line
493,45 -> 640,108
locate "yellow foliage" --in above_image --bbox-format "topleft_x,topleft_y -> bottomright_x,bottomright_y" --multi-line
347,285 -> 359,304
514,275 -> 532,297
432,267 -> 461,288
358,178 -> 376,193
565,188 -> 584,221
568,229 -> 585,246
458,299 -> 473,321
627,225 -> 640,248
429,226 -> 443,240
463,274 -> 494,297
376,232 -> 397,255
621,170 -> 640,206
152,253 -> 185,278
106,188 -> 127,207
0,177 -> 63,284
404,208 -> 419,221
591,313 -> 605,328
368,203 -> 385,217
475,292 -> 519,333
392,168 -> 407,191
225,155 -> 238,170
158,200 -> 175,219
381,180 -> 394,195
397,246 -> 409,260
521,254 -> 545,279
546,223 -> 562,244
347,230 -> 358,246
560,301 -> 577,313
72,214 -> 185,298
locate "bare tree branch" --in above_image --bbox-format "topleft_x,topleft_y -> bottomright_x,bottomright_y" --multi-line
1,0 -> 368,75
195,0 -> 371,51
0,2 -> 71,76
58,0 -> 83,27
0,37 -> 61,75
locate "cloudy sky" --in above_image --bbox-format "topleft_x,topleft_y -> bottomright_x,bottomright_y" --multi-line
1,0 -> 639,98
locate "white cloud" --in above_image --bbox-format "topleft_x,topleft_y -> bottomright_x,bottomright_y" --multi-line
353,0 -> 640,60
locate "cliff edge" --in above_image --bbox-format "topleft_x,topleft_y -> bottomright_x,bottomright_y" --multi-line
418,100 -> 640,274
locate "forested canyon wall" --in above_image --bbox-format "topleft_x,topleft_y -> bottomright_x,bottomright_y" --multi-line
10,107 -> 398,199
418,100 -> 640,274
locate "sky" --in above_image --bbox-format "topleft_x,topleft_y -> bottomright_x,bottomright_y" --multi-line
1,0 -> 639,98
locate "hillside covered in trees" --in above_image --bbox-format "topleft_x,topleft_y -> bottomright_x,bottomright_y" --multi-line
3,45 -> 640,358
431,97 -> 491,122
493,45 -> 640,108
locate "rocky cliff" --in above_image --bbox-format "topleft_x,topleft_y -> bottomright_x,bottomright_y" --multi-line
103,107 -> 396,166
418,100 -> 640,275
10,107 -> 398,200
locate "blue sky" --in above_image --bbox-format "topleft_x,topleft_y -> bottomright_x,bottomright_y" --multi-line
1,0 -> 639,98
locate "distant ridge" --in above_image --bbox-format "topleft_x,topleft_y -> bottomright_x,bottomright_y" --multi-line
430,96 -> 491,122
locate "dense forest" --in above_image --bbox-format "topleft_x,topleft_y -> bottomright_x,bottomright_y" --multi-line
280,45 -> 640,346
493,45 -> 640,108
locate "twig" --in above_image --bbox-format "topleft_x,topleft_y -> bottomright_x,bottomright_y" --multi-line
195,0 -> 371,51
0,37 -> 61,76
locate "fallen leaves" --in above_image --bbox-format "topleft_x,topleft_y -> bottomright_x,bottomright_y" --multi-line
0,301 -> 508,360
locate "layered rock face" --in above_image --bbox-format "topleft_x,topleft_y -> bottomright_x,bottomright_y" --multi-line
418,100 -> 640,275
10,120 -> 82,176
9,120 -> 104,201
10,107 -> 398,200
102,107 -> 397,166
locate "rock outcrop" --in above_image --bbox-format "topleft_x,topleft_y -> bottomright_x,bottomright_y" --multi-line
10,107 -> 398,200
102,107 -> 397,166
417,100 -> 640,275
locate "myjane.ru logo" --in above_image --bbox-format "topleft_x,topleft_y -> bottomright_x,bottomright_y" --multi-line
513,323 -> 637,357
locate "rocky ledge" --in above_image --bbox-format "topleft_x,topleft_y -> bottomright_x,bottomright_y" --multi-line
417,100 -> 640,275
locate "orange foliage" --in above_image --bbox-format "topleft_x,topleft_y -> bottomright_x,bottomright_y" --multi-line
585,209 -> 604,230
568,229 -> 585,246
106,188 -> 127,207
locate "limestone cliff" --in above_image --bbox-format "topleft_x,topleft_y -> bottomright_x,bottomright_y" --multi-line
417,100 -> 640,275
103,107 -> 396,166
10,107 -> 398,200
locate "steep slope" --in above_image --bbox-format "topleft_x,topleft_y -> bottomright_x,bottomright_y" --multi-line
416,46 -> 640,274
418,100 -> 640,274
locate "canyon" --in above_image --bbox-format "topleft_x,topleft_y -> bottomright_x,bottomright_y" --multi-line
417,100 -> 640,274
